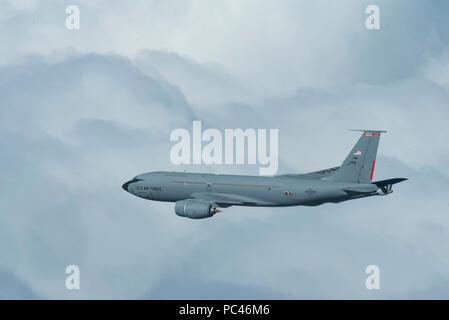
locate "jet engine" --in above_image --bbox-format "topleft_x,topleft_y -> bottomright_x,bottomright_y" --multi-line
175,199 -> 221,219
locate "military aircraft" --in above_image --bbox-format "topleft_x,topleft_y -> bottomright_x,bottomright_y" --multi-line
122,130 -> 407,219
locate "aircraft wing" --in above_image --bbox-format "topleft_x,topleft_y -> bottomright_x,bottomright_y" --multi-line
190,192 -> 273,207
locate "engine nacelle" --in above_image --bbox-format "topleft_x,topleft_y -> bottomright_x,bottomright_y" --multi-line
175,199 -> 221,219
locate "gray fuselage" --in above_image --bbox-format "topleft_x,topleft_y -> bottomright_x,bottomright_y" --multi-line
122,171 -> 379,207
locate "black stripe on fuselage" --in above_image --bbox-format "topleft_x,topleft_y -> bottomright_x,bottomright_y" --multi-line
168,180 -> 280,189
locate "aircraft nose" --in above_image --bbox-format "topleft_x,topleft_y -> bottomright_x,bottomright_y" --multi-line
122,178 -> 143,192
122,180 -> 131,192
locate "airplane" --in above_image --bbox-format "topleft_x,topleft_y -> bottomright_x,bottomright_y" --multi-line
122,130 -> 407,219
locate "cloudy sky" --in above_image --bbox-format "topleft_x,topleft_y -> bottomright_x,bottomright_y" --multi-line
1,0 -> 449,299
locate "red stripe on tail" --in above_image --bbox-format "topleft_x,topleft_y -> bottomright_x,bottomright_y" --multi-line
370,160 -> 376,180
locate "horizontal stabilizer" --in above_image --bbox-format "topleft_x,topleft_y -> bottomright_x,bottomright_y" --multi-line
281,166 -> 340,180
373,178 -> 408,187
373,178 -> 408,195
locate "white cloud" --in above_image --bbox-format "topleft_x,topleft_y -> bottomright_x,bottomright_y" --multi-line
3,1 -> 448,97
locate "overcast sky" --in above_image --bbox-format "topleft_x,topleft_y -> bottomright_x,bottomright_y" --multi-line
1,0 -> 449,299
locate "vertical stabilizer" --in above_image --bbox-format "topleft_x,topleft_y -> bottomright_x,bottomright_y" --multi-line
329,130 -> 385,184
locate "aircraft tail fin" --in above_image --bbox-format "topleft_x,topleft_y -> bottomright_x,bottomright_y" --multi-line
329,130 -> 386,184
